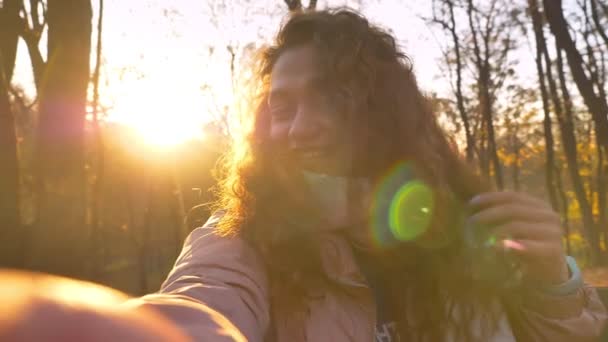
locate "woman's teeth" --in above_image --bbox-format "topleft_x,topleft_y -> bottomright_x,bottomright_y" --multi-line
300,150 -> 324,159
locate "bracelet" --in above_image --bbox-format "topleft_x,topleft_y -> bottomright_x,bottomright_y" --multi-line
540,256 -> 584,296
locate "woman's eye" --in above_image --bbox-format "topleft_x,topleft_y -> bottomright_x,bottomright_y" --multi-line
270,105 -> 293,120
311,91 -> 336,111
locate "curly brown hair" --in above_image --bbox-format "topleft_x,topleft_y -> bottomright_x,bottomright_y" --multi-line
213,8 -> 504,341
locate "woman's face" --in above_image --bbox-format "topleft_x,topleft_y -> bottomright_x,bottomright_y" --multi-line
268,45 -> 354,176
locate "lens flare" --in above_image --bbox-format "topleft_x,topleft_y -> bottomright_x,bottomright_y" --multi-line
388,180 -> 434,241
370,162 -> 435,247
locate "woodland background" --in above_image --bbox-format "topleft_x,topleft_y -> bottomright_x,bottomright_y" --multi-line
1,0 -> 607,294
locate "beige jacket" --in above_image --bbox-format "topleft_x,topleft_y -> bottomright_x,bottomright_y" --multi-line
140,213 -> 607,341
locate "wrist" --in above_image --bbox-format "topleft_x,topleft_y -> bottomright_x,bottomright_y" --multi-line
537,256 -> 583,296
523,254 -> 569,287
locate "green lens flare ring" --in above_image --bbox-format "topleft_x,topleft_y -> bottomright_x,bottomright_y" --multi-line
388,180 -> 434,241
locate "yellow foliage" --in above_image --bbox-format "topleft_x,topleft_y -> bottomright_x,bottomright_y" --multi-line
567,196 -> 582,220
497,148 -> 516,166
565,232 -> 590,267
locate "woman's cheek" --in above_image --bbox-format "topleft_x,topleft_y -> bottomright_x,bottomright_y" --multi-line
269,119 -> 290,142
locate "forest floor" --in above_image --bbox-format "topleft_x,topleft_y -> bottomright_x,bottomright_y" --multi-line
583,268 -> 608,287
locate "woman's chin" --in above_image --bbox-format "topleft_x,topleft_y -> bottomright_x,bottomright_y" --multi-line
299,163 -> 349,176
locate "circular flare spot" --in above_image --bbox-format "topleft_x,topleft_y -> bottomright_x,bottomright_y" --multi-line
388,180 -> 434,241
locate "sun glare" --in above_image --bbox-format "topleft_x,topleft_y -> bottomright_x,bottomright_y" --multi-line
115,103 -> 205,148
105,78 -> 213,149
134,117 -> 201,147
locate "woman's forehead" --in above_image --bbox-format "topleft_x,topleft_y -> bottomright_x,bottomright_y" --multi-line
270,45 -> 320,84
269,45 -> 322,94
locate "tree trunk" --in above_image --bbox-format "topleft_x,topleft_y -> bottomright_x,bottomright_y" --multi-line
284,0 -> 302,11
481,78 -> 504,189
581,0 -> 608,257
556,163 -> 571,256
529,0 -> 559,210
284,0 -> 316,11
543,0 -> 608,151
511,135 -> 521,191
554,45 -> 600,263
598,146 -> 607,252
446,0 -> 475,163
478,127 -> 490,180
599,0 -> 608,18
534,0 -> 600,261
547,1 -> 608,260
590,0 -> 608,48
0,0 -> 23,268
28,0 -> 93,278
139,179 -> 154,294
20,0 -> 46,91
466,0 -> 504,189
90,0 -> 104,280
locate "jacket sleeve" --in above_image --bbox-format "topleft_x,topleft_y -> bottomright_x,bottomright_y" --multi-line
136,213 -> 270,342
505,284 -> 608,341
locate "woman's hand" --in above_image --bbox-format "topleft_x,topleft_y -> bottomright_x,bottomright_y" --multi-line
467,191 -> 569,286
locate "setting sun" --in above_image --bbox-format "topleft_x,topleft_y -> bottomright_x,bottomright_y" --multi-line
109,100 -> 205,148
103,72 -> 215,148
133,115 -> 202,147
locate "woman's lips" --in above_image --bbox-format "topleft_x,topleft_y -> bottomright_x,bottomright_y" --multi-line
298,149 -> 325,159
292,147 -> 331,165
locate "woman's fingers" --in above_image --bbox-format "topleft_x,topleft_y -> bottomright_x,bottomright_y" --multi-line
467,203 -> 560,227
469,191 -> 551,211
490,221 -> 563,241
496,238 -> 569,284
498,238 -> 552,260
466,191 -> 569,285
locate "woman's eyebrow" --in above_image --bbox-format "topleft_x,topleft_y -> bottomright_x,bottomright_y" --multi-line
306,75 -> 326,89
268,89 -> 288,104
269,73 -> 326,102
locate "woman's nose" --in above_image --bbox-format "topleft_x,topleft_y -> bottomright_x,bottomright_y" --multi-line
288,105 -> 321,144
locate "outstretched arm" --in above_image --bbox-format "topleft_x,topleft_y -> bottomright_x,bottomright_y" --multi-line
133,213 -> 270,342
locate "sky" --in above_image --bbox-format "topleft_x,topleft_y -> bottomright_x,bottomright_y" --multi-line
11,0 -> 538,146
